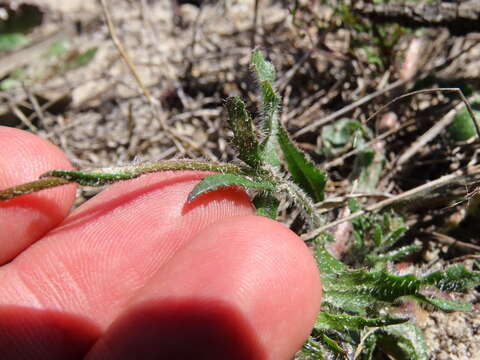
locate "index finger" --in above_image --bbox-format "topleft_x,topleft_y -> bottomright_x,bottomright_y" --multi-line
0,126 -> 76,264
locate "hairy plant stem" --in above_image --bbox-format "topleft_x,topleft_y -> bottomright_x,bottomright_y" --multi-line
265,167 -> 323,229
44,160 -> 251,180
0,177 -> 71,201
0,160 -> 252,201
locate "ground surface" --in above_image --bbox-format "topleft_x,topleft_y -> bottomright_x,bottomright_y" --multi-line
1,0 -> 480,359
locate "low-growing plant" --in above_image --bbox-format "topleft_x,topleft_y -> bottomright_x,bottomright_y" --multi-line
1,50 -> 479,359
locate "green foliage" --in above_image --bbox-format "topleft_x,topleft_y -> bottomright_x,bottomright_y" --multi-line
320,118 -> 368,157
307,240 -> 478,358
334,2 -> 409,69
251,49 -> 276,83
278,127 -> 326,202
251,49 -> 282,168
0,35 -> 97,90
252,193 -> 279,219
422,264 -> 480,293
0,33 -> 28,52
46,40 -> 70,59
448,100 -> 480,141
309,198 -> 478,358
187,174 -> 275,202
64,47 -> 98,70
0,3 -> 42,57
0,78 -> 19,90
351,149 -> 384,193
366,244 -> 422,264
225,96 -> 261,168
374,323 -> 428,360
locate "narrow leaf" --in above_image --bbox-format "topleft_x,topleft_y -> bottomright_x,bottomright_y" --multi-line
367,244 -> 422,264
225,96 -> 260,168
352,149 -> 384,193
250,50 -> 281,168
278,127 -> 326,202
252,192 -> 279,219
448,102 -> 480,141
412,295 -> 472,312
188,174 -> 274,202
299,338 -> 329,360
422,264 -> 480,292
65,47 -> 97,70
258,82 -> 281,168
315,242 -> 479,315
251,49 -> 276,83
315,312 -> 406,332
319,334 -> 345,357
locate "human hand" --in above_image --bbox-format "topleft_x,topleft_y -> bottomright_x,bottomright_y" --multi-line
0,126 -> 321,360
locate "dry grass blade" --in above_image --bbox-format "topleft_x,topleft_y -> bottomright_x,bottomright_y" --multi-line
100,0 -> 152,102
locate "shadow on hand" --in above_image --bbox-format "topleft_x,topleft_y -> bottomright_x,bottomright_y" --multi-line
0,305 -> 100,359
87,298 -> 266,360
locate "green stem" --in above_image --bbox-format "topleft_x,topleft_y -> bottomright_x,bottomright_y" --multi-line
0,160 -> 251,202
264,167 -> 323,228
0,177 -> 71,201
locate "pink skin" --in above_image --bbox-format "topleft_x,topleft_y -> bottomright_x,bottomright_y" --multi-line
0,126 -> 322,359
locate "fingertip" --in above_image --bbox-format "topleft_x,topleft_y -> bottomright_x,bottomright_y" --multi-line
88,215 -> 321,359
0,127 -> 76,264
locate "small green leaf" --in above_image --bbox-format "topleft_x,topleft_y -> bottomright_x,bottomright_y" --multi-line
250,50 -> 281,168
188,174 -> 275,202
373,223 -> 383,247
376,323 -> 428,360
413,294 -> 472,312
0,33 -> 28,52
47,39 -> 69,59
358,329 -> 378,360
367,244 -> 422,264
374,226 -> 408,253
278,127 -> 326,202
318,334 -> 345,357
320,118 -> 367,157
0,77 -> 21,90
315,312 -> 406,332
422,264 -> 480,292
258,82 -> 281,168
252,192 -> 279,219
251,49 -> 276,83
65,47 -> 98,70
299,338 -> 329,360
351,149 -> 384,193
448,100 -> 480,142
225,96 -> 260,168
42,169 -> 134,186
259,82 -> 280,125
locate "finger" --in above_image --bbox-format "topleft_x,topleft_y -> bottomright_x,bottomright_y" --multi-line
87,216 -> 321,360
0,126 -> 76,264
0,172 -> 254,357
